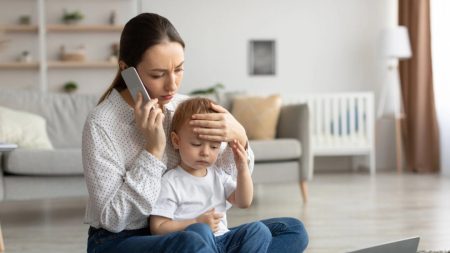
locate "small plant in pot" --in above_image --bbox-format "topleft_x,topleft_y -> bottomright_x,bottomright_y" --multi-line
63,81 -> 78,93
18,50 -> 32,63
62,9 -> 84,24
18,15 -> 31,25
189,83 -> 225,102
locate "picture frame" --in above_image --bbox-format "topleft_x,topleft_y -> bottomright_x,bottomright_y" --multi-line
248,40 -> 276,75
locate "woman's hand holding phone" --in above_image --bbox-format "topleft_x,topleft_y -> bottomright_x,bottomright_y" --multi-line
134,92 -> 166,160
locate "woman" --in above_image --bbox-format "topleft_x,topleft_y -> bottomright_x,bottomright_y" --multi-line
83,13 -> 308,253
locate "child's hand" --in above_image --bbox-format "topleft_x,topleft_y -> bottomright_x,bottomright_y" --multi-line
231,139 -> 248,172
195,208 -> 223,233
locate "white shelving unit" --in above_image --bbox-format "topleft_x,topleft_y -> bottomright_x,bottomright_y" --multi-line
0,0 -> 140,93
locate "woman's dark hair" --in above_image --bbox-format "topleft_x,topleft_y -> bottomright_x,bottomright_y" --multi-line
98,13 -> 185,103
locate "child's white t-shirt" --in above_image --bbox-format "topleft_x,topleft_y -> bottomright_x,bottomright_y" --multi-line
151,166 -> 236,236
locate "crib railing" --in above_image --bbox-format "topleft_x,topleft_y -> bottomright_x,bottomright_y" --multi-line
284,92 -> 376,174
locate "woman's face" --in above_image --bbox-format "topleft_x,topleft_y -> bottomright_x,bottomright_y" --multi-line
136,41 -> 184,106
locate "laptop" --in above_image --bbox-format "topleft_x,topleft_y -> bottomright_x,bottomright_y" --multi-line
347,237 -> 420,253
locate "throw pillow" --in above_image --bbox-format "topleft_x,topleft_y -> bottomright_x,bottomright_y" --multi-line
0,106 -> 54,149
231,94 -> 282,140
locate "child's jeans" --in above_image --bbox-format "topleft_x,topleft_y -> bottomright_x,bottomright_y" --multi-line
261,217 -> 309,253
87,217 -> 308,253
215,221 -> 271,253
188,217 -> 309,253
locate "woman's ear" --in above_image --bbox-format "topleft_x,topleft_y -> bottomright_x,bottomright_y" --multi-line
171,131 -> 180,149
119,60 -> 128,71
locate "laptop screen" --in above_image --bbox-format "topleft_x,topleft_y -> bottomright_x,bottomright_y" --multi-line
347,237 -> 420,253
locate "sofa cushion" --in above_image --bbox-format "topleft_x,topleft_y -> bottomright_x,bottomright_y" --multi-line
0,106 -> 54,149
217,91 -> 247,111
3,148 -> 83,175
232,95 -> 282,140
250,138 -> 301,162
0,89 -> 98,148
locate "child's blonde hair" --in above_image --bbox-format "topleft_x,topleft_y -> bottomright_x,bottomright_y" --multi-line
171,97 -> 216,133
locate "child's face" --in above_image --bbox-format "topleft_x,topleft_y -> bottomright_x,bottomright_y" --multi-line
171,123 -> 221,173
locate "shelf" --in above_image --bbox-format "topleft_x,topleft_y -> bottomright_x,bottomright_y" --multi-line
0,0 -> 137,93
0,24 -> 123,33
0,62 -> 39,69
0,24 -> 39,33
48,60 -> 117,68
47,24 -> 124,32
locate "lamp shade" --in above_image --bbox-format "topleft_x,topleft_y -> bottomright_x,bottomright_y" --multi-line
381,26 -> 412,59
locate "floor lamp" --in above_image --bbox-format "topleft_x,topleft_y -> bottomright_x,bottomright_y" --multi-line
378,26 -> 412,173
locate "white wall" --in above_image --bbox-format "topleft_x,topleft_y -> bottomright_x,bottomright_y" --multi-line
144,0 -> 389,95
0,0 -> 398,171
431,0 -> 450,176
143,0 -> 397,171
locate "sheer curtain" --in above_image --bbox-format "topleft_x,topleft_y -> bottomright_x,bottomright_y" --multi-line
431,0 -> 450,176
398,0 -> 440,173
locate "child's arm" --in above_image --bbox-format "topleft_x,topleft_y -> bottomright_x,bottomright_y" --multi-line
227,140 -> 253,208
150,215 -> 195,235
150,209 -> 223,235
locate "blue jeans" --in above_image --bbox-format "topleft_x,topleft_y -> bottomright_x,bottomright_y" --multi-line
261,217 -> 309,253
184,218 -> 308,253
87,217 -> 308,253
87,224 -> 216,253
215,221 -> 271,253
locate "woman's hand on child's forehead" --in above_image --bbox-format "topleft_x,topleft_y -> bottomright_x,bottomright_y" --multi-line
191,136 -> 221,147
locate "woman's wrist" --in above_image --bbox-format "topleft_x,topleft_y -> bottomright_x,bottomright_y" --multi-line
237,126 -> 248,148
145,144 -> 164,160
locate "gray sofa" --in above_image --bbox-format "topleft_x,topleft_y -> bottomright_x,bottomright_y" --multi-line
0,89 -> 98,201
0,89 -> 313,203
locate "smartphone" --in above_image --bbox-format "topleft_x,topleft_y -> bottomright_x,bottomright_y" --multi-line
121,67 -> 151,104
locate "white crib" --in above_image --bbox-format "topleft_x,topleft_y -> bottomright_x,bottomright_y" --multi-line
284,92 -> 376,174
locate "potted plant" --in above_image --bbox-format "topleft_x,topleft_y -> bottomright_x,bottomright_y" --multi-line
189,83 -> 225,102
108,42 -> 119,62
62,9 -> 84,24
189,83 -> 224,96
18,15 -> 31,25
18,50 -> 32,63
63,81 -> 78,93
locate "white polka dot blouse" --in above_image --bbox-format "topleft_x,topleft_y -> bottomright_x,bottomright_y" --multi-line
82,89 -> 254,233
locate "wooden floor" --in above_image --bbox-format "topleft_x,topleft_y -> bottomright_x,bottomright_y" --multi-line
1,172 -> 449,253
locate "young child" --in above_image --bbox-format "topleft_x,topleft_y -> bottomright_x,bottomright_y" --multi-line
150,97 -> 271,252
